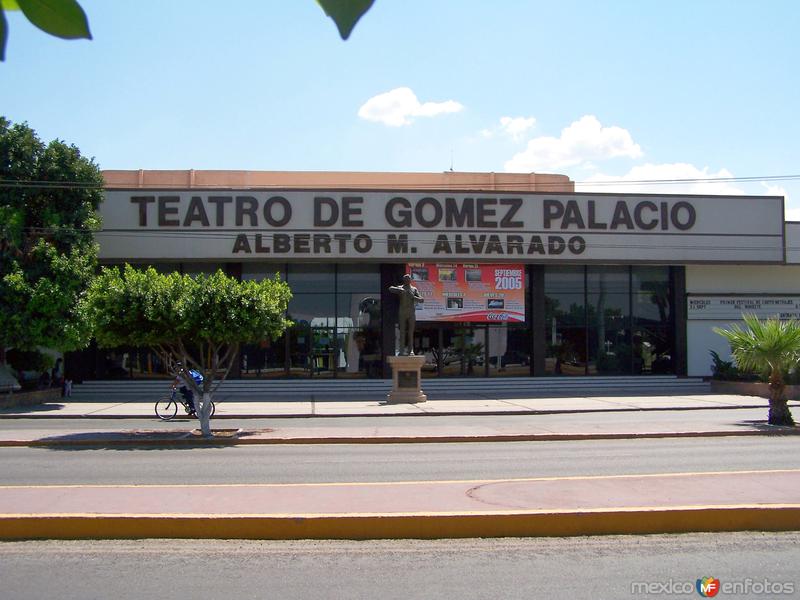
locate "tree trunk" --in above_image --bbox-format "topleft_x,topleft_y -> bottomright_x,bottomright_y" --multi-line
197,392 -> 213,437
768,371 -> 795,427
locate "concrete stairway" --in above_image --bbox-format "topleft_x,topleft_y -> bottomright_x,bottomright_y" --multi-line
70,376 -> 710,402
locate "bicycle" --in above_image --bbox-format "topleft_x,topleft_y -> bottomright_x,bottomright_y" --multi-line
155,386 -> 216,421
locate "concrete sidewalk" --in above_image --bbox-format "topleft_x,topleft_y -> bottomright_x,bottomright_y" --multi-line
2,409 -> 799,447
2,469 -> 799,540
1,392 -> 794,419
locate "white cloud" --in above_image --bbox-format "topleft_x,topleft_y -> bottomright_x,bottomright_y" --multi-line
357,87 -> 464,127
501,116 -> 536,140
785,207 -> 800,221
482,116 -> 537,140
762,183 -> 797,221
504,115 -> 642,172
577,163 -> 745,196
761,182 -> 787,197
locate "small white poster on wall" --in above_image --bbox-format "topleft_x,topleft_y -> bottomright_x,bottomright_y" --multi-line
688,296 -> 800,320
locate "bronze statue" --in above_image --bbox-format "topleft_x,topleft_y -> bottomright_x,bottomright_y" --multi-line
389,274 -> 424,355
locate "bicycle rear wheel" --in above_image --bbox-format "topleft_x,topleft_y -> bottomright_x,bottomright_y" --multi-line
155,396 -> 178,420
195,400 -> 216,418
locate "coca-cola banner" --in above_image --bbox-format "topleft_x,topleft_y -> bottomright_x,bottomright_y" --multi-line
407,263 -> 525,323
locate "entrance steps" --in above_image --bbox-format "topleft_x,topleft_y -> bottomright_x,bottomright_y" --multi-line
69,376 -> 710,402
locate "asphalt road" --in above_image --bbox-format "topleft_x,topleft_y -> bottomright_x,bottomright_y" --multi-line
1,533 -> 798,600
2,436 -> 799,485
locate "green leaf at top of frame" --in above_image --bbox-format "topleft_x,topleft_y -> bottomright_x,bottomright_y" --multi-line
17,0 -> 91,40
1,1 -> 20,10
0,8 -> 6,61
316,0 -> 374,40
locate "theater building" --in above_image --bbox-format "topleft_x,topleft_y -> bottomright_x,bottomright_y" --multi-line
72,169 -> 800,382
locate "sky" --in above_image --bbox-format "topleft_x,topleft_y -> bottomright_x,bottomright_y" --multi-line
3,1 -> 800,217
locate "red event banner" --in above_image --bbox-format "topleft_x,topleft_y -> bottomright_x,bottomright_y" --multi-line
407,263 -> 525,323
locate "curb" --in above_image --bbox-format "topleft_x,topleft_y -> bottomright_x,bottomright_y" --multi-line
2,427 -> 799,447
2,505 -> 799,540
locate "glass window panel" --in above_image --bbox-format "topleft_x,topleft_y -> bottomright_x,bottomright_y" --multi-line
505,324 -> 531,376
288,294 -> 335,324
337,327 -> 382,378
632,266 -> 670,292
98,347 -> 171,379
632,266 -> 673,375
309,327 -> 337,378
633,292 -> 671,323
457,326 -> 486,377
242,262 -> 285,281
587,266 -> 631,375
240,334 -> 287,378
337,265 -> 380,292
437,327 -> 484,377
587,266 -> 629,294
544,266 -> 587,375
633,327 -> 673,374
487,323 -> 530,377
288,324 -> 311,377
414,324 -> 441,378
288,264 -> 335,292
182,263 -> 221,276
338,293 -> 381,324
632,265 -> 671,324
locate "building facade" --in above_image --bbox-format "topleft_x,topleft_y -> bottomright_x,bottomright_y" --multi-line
69,169 -> 800,382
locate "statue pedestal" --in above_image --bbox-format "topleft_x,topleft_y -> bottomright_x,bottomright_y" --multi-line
386,355 -> 427,404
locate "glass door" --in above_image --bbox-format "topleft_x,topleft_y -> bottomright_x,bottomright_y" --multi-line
310,326 -> 336,378
449,326 -> 485,377
288,324 -> 312,377
413,324 -> 441,378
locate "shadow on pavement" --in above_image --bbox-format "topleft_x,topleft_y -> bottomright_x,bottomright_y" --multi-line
732,419 -> 800,433
33,428 -> 271,451
0,404 -> 66,415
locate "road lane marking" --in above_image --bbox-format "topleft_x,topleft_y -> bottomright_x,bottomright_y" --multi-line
1,468 -> 799,490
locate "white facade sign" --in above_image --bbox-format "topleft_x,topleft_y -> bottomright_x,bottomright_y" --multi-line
97,190 -> 784,263
688,295 -> 800,320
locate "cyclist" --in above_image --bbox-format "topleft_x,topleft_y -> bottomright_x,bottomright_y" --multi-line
173,363 -> 203,416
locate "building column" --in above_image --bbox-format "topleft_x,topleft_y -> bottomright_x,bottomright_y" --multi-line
672,266 -> 688,376
531,265 -> 546,377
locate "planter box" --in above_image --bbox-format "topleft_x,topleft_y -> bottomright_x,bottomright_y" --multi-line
710,380 -> 800,400
0,388 -> 62,409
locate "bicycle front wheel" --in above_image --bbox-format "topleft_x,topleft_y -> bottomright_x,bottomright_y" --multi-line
155,396 -> 178,420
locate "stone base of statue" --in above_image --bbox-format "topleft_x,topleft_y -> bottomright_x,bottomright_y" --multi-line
386,355 -> 427,404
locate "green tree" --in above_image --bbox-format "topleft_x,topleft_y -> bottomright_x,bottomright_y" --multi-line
0,116 -> 103,364
1,0 -> 374,61
714,315 -> 800,427
84,265 -> 292,437
0,0 -> 91,61
317,0 -> 374,39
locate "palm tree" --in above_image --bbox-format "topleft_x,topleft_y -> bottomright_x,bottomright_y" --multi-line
714,315 -> 800,426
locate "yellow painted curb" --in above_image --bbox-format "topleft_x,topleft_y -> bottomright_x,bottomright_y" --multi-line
2,506 -> 799,540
